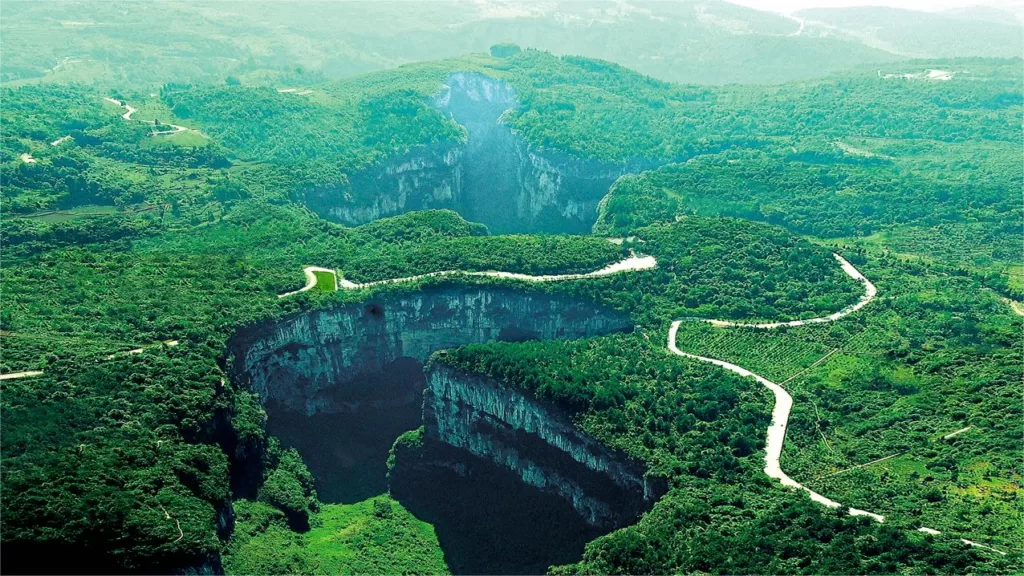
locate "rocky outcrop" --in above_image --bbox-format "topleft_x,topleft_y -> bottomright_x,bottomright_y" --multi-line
228,287 -> 633,416
300,73 -> 649,233
415,363 -> 663,529
301,143 -> 465,225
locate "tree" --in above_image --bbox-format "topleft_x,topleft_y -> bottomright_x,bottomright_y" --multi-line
490,43 -> 522,58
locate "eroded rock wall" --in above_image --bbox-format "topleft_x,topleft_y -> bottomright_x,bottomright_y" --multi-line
420,363 -> 664,528
300,143 -> 464,225
228,287 -> 632,415
299,72 -> 647,233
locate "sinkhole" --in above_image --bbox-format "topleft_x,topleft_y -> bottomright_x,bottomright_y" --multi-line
229,287 -> 662,574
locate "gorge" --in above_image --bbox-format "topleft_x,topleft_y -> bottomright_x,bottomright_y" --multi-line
298,73 -> 650,234
227,286 -> 663,573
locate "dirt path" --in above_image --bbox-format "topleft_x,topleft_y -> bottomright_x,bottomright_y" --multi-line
1003,298 -> 1024,317
0,371 -> 45,381
1,340 -> 180,380
278,254 -> 657,298
941,426 -> 973,440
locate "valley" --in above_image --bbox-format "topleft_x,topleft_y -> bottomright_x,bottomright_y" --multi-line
1,7 -> 1021,575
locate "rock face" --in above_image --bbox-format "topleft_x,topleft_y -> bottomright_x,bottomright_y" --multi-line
228,287 -> 633,416
228,286 -> 662,532
419,363 -> 664,529
298,73 -> 647,233
303,143 -> 464,225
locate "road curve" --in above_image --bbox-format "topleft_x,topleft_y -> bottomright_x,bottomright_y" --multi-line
669,320 -> 885,523
277,267 -> 339,298
670,255 -> 1006,555
104,97 -> 191,136
702,254 -> 876,329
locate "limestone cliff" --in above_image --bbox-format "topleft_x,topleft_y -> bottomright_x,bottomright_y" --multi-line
413,363 -> 664,529
228,287 -> 632,415
298,72 -> 649,233
301,143 -> 464,225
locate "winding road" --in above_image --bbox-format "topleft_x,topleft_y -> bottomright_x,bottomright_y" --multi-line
669,254 -> 886,523
277,254 -> 658,298
701,254 -> 876,329
277,250 -> 1007,555
104,97 -> 192,136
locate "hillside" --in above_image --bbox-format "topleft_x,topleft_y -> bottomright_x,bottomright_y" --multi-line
795,6 -> 1024,58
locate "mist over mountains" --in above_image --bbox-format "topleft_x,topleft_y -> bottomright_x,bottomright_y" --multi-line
3,0 -> 1021,86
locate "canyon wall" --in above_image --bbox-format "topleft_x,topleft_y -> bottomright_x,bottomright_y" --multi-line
299,73 -> 648,233
414,363 -> 664,529
228,287 -> 632,415
302,143 -> 464,225
228,287 -> 665,533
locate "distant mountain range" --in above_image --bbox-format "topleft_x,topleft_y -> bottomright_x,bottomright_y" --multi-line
793,5 -> 1023,59
2,0 -> 1021,86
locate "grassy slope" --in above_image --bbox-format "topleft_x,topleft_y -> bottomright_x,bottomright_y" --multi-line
223,498 -> 448,575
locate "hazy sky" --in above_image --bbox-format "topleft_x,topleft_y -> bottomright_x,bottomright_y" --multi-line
724,0 -> 1022,14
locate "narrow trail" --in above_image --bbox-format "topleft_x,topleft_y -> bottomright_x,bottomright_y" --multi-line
0,340 -> 180,381
0,371 -> 45,381
941,426 -> 973,440
1003,298 -> 1024,317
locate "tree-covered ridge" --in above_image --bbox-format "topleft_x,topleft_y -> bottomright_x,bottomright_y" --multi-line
553,218 -> 861,327
139,51 -> 1022,191
598,146 -> 1020,237
5,53 -> 1020,249
160,78 -> 464,166
594,142 -> 1022,297
497,52 -> 1022,162
0,203 -> 626,369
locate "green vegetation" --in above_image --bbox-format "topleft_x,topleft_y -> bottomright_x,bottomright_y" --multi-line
595,139 -> 1022,297
310,270 -> 336,293
0,24 -> 1020,575
433,328 -> 1018,574
224,497 -> 447,575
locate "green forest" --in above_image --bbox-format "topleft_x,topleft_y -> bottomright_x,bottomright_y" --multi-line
1,15 -> 1021,576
